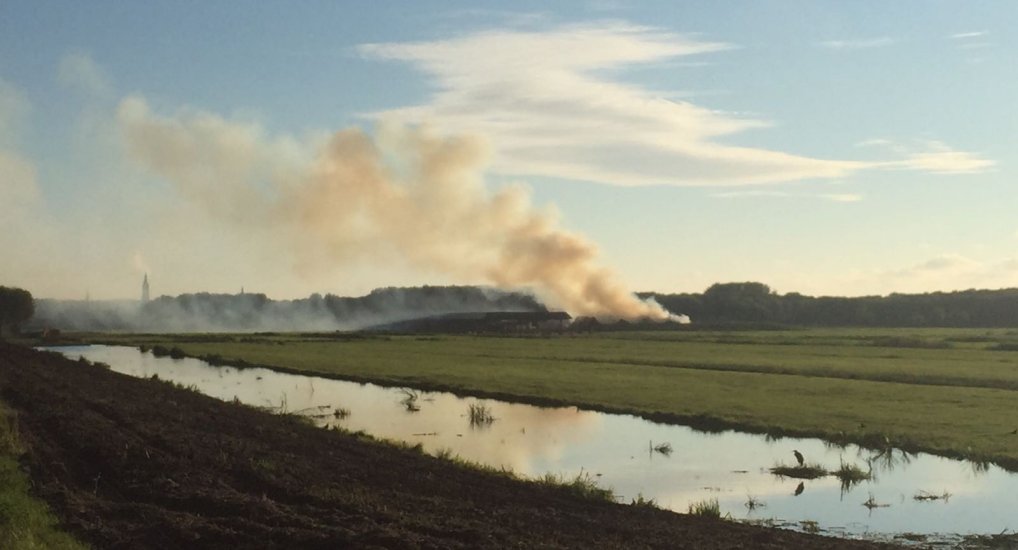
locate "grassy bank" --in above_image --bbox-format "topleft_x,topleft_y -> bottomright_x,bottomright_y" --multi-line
0,403 -> 86,550
94,328 -> 1018,468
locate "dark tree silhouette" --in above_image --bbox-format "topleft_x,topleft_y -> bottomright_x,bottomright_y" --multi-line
0,286 -> 34,337
648,284 -> 1018,328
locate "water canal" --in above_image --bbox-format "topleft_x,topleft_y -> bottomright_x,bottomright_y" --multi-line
43,345 -> 1017,541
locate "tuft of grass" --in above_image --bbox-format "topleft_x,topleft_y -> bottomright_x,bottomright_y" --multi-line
913,490 -> 951,502
687,497 -> 721,518
536,470 -> 614,502
433,447 -> 455,460
769,462 -> 829,479
630,493 -> 657,508
333,407 -> 351,419
649,441 -> 672,456
467,402 -> 495,426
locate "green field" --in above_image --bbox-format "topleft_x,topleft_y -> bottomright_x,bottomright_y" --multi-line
0,403 -> 86,550
95,327 -> 1018,469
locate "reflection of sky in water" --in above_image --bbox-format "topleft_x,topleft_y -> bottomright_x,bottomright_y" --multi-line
48,345 -> 1018,538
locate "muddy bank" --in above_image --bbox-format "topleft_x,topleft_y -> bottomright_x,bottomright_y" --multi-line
0,344 -> 887,549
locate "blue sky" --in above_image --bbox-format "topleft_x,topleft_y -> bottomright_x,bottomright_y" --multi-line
1,1 -> 1015,309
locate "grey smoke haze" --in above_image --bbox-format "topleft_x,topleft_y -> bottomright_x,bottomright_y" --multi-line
30,286 -> 547,333
117,98 -> 674,321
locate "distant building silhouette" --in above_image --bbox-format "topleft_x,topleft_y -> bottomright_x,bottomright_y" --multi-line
142,274 -> 150,304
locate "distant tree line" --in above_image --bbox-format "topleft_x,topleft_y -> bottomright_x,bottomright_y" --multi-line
30,285 -> 545,332
644,282 -> 1018,328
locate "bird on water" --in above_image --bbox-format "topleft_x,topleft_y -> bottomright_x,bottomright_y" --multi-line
793,449 -> 804,466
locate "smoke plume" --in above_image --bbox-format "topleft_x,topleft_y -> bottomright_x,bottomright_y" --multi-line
118,97 -> 672,320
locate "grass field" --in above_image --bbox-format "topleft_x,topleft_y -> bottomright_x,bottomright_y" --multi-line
93,327 -> 1018,469
0,403 -> 86,550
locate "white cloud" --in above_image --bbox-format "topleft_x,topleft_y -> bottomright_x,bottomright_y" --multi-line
819,37 -> 894,50
57,52 -> 112,97
864,139 -> 994,175
892,141 -> 994,174
949,31 -> 991,53
711,190 -> 791,199
361,23 -> 989,188
950,31 -> 988,39
854,138 -> 892,148
361,23 -> 864,187
711,190 -> 861,202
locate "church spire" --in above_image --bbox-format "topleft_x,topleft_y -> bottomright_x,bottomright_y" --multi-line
142,273 -> 150,304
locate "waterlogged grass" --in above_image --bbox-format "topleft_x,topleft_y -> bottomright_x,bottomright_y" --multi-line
913,490 -> 952,502
94,328 -> 1018,468
467,403 -> 495,426
832,461 -> 872,486
0,404 -> 87,550
769,463 -> 829,480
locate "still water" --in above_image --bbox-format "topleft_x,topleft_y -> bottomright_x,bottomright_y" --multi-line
44,345 -> 1017,540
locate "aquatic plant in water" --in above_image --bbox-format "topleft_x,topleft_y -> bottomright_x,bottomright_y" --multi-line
468,403 -> 495,426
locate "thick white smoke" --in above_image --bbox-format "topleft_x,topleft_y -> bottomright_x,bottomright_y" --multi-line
118,97 -> 673,320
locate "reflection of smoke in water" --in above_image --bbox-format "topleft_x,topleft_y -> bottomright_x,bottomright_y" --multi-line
118,99 -> 673,320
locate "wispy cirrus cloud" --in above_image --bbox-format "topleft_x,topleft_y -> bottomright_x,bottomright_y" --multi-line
360,23 -> 865,187
712,190 -> 862,202
859,138 -> 995,174
819,37 -> 895,50
949,30 -> 991,56
360,23 -> 991,188
950,30 -> 988,40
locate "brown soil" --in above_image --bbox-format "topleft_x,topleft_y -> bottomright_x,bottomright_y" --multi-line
0,344 -> 891,549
